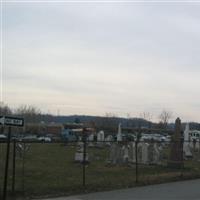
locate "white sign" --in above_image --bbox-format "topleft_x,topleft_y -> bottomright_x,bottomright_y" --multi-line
0,116 -> 24,127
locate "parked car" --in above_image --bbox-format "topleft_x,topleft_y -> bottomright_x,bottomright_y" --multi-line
0,134 -> 7,142
22,135 -> 38,142
38,136 -> 52,142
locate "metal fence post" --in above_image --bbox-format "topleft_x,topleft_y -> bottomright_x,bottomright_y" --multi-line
180,137 -> 184,178
82,128 -> 87,188
12,139 -> 16,195
135,140 -> 138,184
22,142 -> 25,195
3,126 -> 11,200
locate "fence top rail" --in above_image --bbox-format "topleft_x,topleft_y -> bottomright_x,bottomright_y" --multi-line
0,140 -> 196,144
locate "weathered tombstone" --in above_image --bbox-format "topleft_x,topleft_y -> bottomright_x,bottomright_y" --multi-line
183,123 -> 193,158
193,139 -> 197,151
137,142 -> 149,164
108,143 -> 125,164
128,142 -> 136,163
117,123 -> 122,142
168,118 -> 184,168
195,139 -> 200,150
152,143 -> 161,164
108,143 -> 117,164
141,143 -> 149,164
116,144 -> 124,164
97,131 -> 105,147
74,142 -> 88,162
105,135 -> 113,146
184,123 -> 190,141
147,141 -> 161,165
122,144 -> 129,163
183,144 -> 193,159
97,131 -> 105,142
88,133 -> 94,141
88,133 -> 95,147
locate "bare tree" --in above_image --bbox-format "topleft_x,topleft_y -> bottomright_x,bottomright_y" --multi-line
0,102 -> 12,115
140,112 -> 153,121
15,105 -> 41,123
140,112 -> 153,129
159,109 -> 173,129
0,103 -> 12,134
105,112 -> 118,118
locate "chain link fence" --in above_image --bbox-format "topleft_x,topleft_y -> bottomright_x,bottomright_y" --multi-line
1,139 -> 200,199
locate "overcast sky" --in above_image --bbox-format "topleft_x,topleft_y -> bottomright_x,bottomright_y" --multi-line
1,1 -> 200,122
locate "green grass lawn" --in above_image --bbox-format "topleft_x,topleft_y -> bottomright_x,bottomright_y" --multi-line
1,142 -> 200,199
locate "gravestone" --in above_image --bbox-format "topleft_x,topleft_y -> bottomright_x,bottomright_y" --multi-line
192,139 -> 198,152
74,142 -> 88,162
88,133 -> 94,141
138,142 -> 149,164
88,133 -> 95,147
128,142 -> 136,163
97,131 -> 105,147
122,144 -> 129,163
117,123 -> 122,142
168,118 -> 184,168
108,143 -> 125,164
183,123 -> 192,158
109,143 -> 117,164
152,143 -> 161,164
105,135 -> 113,146
97,131 -> 105,142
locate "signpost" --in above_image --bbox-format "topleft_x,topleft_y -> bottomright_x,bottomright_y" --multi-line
1,116 -> 24,200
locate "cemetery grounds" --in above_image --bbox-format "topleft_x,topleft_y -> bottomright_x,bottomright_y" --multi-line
0,141 -> 200,199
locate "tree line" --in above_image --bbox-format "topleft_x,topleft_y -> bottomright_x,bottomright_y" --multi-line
0,102 -> 173,130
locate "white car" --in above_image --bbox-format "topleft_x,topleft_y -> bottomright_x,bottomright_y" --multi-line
0,134 -> 6,141
38,137 -> 51,142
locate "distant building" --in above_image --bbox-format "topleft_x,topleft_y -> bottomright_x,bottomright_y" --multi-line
62,123 -> 83,142
46,124 -> 63,136
61,123 -> 95,142
24,123 -> 63,137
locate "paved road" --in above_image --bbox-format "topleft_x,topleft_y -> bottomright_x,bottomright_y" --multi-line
39,179 -> 200,200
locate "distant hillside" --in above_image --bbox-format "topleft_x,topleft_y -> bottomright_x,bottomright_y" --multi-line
1,104 -> 200,131
40,114 -> 154,131
41,115 -> 200,131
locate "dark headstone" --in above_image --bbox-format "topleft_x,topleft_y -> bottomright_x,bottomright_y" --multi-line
168,118 -> 184,168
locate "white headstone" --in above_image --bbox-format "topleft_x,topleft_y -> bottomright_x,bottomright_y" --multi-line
97,131 -> 105,142
122,145 -> 129,163
152,143 -> 161,164
88,133 -> 94,141
138,143 -> 149,164
128,142 -> 136,163
183,123 -> 193,158
184,123 -> 190,141
105,135 -> 113,142
74,142 -> 89,162
117,123 -> 122,142
105,135 -> 113,146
